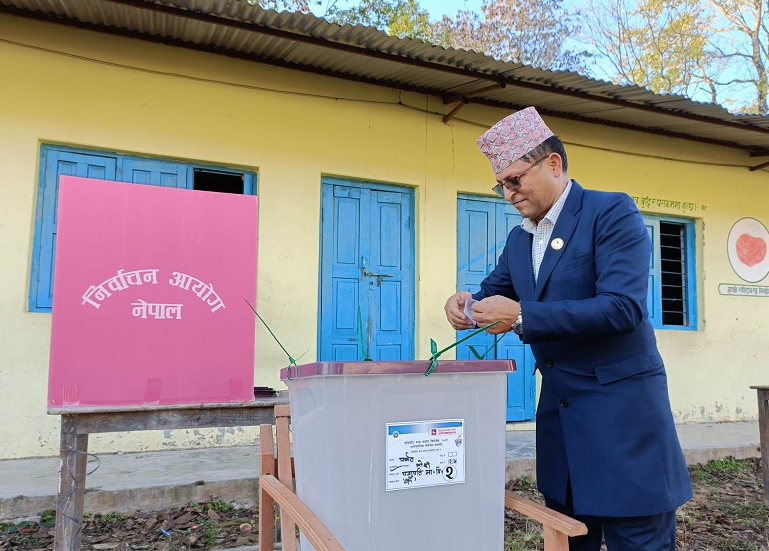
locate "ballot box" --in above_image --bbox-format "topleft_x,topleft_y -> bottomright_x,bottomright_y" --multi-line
281,359 -> 515,551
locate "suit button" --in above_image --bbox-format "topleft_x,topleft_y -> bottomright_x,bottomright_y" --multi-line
559,399 -> 569,408
546,360 -> 554,368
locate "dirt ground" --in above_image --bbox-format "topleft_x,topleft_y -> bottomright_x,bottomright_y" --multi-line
1,457 -> 767,551
505,457 -> 769,551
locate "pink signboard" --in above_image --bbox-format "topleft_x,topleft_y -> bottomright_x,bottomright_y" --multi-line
48,176 -> 257,408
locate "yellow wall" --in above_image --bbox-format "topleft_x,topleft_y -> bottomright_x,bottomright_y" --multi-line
1,14 -> 767,459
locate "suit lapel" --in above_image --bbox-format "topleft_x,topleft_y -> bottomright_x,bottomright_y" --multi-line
533,181 -> 584,301
511,228 -> 535,300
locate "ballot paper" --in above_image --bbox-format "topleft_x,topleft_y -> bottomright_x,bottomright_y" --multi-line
463,297 -> 478,328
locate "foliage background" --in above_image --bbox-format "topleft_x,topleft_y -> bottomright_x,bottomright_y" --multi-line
256,0 -> 769,114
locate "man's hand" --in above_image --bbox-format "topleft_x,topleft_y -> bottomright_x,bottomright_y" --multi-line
472,295 -> 521,335
444,291 -> 475,330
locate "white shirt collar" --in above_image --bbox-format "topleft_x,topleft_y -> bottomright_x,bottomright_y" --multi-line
521,179 -> 573,234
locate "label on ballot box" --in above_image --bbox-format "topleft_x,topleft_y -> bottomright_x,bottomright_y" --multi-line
386,419 -> 465,491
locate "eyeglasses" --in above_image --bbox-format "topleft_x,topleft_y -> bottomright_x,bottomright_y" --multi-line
492,156 -> 547,198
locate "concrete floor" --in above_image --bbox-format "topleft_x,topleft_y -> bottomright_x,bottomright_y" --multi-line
0,421 -> 760,521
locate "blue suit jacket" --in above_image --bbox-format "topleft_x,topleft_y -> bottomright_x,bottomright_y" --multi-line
474,181 -> 692,516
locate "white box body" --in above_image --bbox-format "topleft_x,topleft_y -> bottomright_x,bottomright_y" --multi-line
282,360 -> 513,551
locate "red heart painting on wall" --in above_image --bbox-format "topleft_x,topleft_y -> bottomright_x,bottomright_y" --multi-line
727,218 -> 769,283
736,234 -> 767,267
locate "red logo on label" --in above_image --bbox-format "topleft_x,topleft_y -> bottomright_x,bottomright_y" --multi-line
431,429 -> 437,435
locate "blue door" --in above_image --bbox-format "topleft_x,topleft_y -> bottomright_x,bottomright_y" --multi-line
456,195 -> 535,422
319,178 -> 414,361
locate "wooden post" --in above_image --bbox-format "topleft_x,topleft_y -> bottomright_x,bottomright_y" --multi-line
259,424 -> 276,551
751,385 -> 769,507
54,416 -> 88,551
259,475 -> 346,551
543,525 -> 570,551
275,405 -> 296,551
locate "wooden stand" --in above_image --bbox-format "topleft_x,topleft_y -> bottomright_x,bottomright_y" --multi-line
750,385 -> 769,507
48,396 -> 287,551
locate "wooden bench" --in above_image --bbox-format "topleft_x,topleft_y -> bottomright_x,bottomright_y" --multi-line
750,385 -> 769,506
49,397 -> 287,551
258,404 -> 587,551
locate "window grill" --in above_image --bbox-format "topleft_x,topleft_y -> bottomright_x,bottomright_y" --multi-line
659,221 -> 688,326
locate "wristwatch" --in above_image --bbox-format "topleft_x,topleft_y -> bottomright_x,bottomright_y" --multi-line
511,308 -> 524,336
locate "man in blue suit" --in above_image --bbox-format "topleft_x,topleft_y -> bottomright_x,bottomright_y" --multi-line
444,107 -> 692,550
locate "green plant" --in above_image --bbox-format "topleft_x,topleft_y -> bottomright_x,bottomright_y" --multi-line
209,498 -> 233,512
514,475 -> 537,491
187,501 -> 206,514
728,499 -> 766,520
11,536 -> 46,548
689,463 -> 710,482
706,456 -> 748,473
504,518 -> 543,551
87,511 -> 126,529
503,535 -> 526,551
101,512 -> 126,523
0,520 -> 48,549
2,520 -> 36,534
201,525 -> 220,546
39,509 -> 57,527
690,455 -> 749,483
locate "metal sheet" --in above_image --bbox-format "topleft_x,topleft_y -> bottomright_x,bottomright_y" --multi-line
3,0 -> 769,154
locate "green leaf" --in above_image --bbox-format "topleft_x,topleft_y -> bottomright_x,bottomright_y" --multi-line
469,345 -> 483,359
424,320 -> 502,375
244,299 -> 297,367
425,357 -> 438,377
358,305 -> 367,360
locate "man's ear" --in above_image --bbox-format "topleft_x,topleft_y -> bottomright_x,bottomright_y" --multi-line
547,152 -> 564,176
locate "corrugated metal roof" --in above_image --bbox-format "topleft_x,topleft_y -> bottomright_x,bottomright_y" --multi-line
4,0 -> 769,157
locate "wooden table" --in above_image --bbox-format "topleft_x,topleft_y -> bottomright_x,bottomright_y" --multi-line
750,385 -> 769,506
48,397 -> 288,551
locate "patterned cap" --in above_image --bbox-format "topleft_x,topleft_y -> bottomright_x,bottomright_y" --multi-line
476,107 -> 554,174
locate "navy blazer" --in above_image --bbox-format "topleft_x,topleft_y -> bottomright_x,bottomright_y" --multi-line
474,181 -> 692,516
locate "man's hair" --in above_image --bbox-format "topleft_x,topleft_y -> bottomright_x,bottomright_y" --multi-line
520,136 -> 568,172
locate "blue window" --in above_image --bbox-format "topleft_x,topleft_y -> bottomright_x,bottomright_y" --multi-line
643,215 -> 697,330
29,145 -> 257,312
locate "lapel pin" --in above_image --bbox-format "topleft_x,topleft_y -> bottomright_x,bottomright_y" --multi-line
551,238 -> 564,250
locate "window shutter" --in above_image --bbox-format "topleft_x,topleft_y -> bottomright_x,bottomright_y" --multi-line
31,149 -> 117,311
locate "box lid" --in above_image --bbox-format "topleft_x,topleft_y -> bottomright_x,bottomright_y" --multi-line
280,359 -> 515,380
